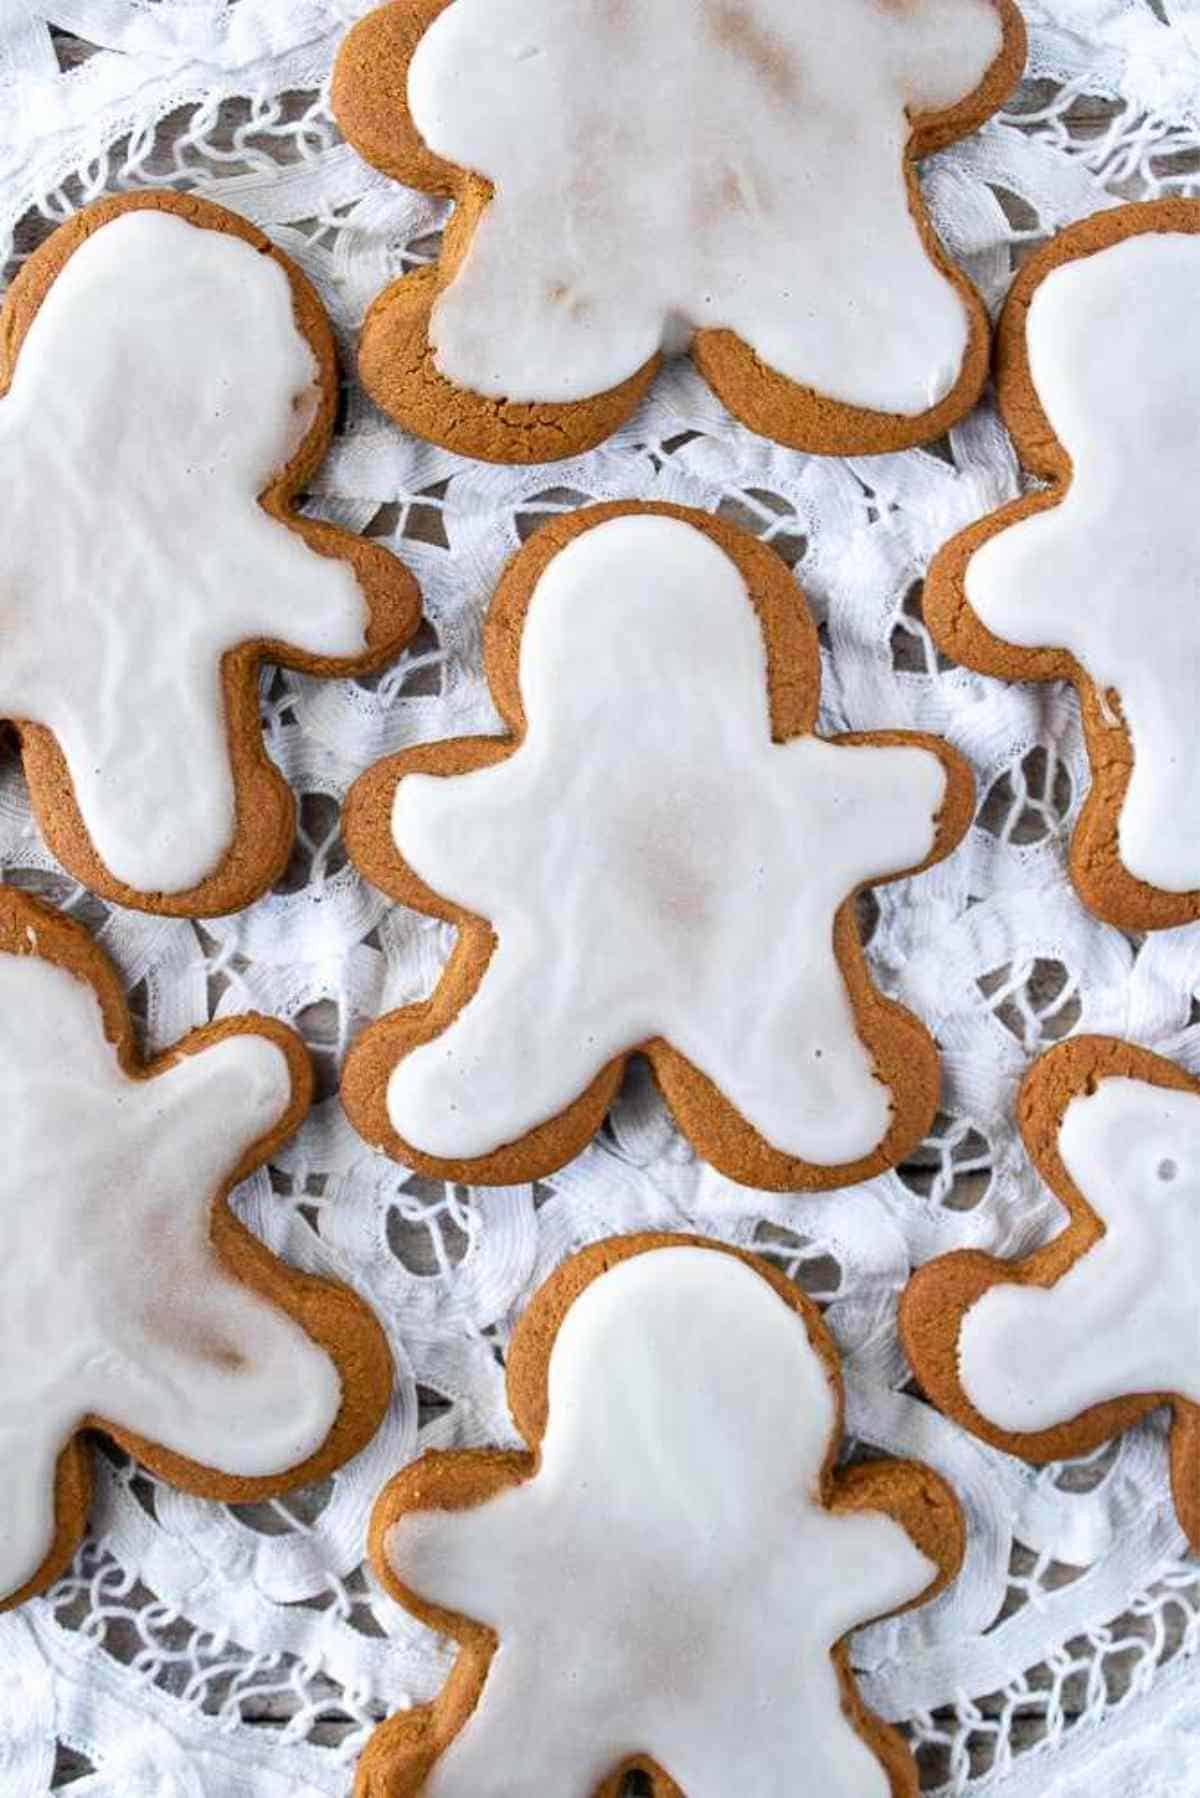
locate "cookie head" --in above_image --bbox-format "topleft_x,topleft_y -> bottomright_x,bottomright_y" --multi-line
0,192 -> 420,915
334,0 -> 1024,459
359,1236 -> 962,1798
343,503 -> 973,1190
30,208 -> 322,483
1014,233 -> 1200,453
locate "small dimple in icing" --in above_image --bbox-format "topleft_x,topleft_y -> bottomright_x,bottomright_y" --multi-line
0,209 -> 369,895
406,0 -> 1003,411
958,1076 -> 1200,1432
0,951 -> 342,1602
964,231 -> 1200,893
385,514 -> 949,1165
386,1247 -> 937,1798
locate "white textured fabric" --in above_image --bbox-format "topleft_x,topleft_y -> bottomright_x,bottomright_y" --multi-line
1,2 -> 1200,1795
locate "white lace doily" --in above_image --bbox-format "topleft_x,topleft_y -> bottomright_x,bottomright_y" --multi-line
2,2 -> 1200,1793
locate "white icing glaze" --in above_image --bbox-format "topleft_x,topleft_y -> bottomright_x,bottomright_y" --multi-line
387,1245 -> 936,1798
958,1075 -> 1200,1432
964,231 -> 1200,893
0,208 -> 369,894
388,515 -> 948,1165
0,949 -> 342,1601
408,0 -> 1003,412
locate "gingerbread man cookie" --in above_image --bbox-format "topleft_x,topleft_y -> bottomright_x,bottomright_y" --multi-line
342,503 -> 973,1189
355,1235 -> 964,1798
925,200 -> 1200,930
332,0 -> 1025,463
0,888 -> 391,1609
902,1036 -> 1200,1547
0,190 -> 420,917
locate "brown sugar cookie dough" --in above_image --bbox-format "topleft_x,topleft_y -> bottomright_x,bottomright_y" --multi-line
0,188 -> 421,918
924,200 -> 1200,931
332,0 -> 1026,463
901,1034 -> 1200,1547
341,501 -> 974,1190
353,1232 -> 965,1798
0,886 -> 391,1610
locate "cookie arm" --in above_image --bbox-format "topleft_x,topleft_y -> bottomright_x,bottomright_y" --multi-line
815,736 -> 952,885
806,1507 -> 937,1640
390,756 -> 521,902
94,1037 -> 344,1482
961,504 -> 1086,652
384,1480 -> 535,1622
231,503 -> 376,664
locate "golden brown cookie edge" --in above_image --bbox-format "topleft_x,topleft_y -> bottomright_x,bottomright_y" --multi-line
341,499 -> 972,1190
0,189 -> 422,919
354,1232 -> 964,1797
0,887 -> 392,1608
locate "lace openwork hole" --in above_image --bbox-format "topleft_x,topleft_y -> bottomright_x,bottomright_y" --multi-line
276,793 -> 349,896
979,745 -> 1073,845
978,957 -> 1082,1051
898,1112 -> 992,1211
50,28 -> 101,74
294,997 -> 343,1104
890,581 -> 953,677
752,1221 -> 842,1301
386,1177 -> 476,1277
716,489 -> 807,567
229,1479 -> 334,1537
51,1744 -> 95,1789
515,486 -> 594,542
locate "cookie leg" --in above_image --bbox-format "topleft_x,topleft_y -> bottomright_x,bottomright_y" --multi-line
955,1240 -> 1159,1437
50,658 -> 233,897
674,951 -> 891,1165
648,1669 -> 898,1798
385,939 -> 615,1161
416,1668 -> 607,1798
428,198 -> 660,410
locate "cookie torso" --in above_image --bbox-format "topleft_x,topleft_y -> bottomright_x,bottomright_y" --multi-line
386,1246 -> 935,1798
409,0 -> 1004,413
964,228 -> 1200,894
0,207 -> 369,895
386,513 -> 949,1168
959,1074 -> 1200,1431
0,949 -> 341,1601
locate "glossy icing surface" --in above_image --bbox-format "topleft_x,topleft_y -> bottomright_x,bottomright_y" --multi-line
388,1246 -> 936,1797
0,209 -> 368,893
409,0 -> 1003,410
0,950 -> 341,1600
965,232 -> 1200,892
388,515 -> 948,1164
